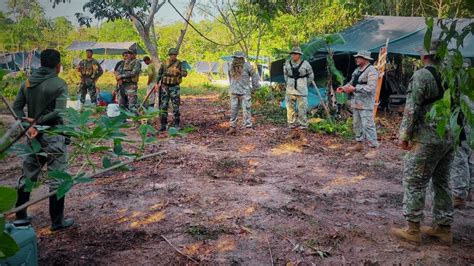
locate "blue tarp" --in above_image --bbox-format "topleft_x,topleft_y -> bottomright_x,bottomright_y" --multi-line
280,86 -> 328,109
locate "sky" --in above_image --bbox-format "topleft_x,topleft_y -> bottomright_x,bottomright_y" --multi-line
0,0 -> 205,25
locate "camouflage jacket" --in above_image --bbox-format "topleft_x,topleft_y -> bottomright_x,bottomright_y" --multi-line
283,59 -> 314,96
399,66 -> 450,144
345,64 -> 378,110
228,62 -> 260,95
78,58 -> 103,80
120,58 -> 141,84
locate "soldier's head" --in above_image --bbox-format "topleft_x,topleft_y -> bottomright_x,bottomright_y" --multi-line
86,49 -> 93,59
168,48 -> 178,61
122,51 -> 129,60
40,49 -> 61,73
290,47 -> 303,62
128,49 -> 137,59
353,50 -> 373,66
143,56 -> 151,65
419,40 -> 441,66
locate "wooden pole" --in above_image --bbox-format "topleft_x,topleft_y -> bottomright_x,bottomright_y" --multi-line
373,38 -> 389,118
175,0 -> 196,53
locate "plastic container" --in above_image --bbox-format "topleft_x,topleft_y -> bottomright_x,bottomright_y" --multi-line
0,221 -> 38,266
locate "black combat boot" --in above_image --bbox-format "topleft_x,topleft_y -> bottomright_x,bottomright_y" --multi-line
159,116 -> 168,132
15,187 -> 31,221
172,117 -> 181,130
49,195 -> 74,231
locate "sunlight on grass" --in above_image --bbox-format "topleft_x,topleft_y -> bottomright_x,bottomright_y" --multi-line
323,175 -> 366,191
130,210 -> 166,228
271,143 -> 303,155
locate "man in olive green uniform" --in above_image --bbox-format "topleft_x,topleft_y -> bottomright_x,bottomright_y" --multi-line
390,41 -> 454,245
157,48 -> 188,131
77,49 -> 103,105
116,49 -> 141,113
13,49 -> 74,231
337,51 -> 379,159
144,56 -> 157,108
283,47 -> 314,130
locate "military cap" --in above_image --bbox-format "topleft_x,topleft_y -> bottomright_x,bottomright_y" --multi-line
168,48 -> 179,55
289,47 -> 303,55
128,48 -> 137,54
353,50 -> 374,60
417,39 -> 441,55
232,51 -> 246,58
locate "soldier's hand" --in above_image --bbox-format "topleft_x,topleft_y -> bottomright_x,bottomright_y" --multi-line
336,87 -> 344,93
26,127 -> 38,139
344,86 -> 356,93
398,140 -> 411,151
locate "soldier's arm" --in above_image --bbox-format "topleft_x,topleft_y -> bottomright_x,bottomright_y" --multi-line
249,64 -> 261,90
355,67 -> 378,93
96,60 -> 104,78
399,72 -> 424,141
180,62 -> 188,77
121,61 -> 141,78
156,64 -> 164,83
283,63 -> 288,83
76,60 -> 83,72
37,83 -> 68,125
12,83 -> 27,119
305,62 -> 314,85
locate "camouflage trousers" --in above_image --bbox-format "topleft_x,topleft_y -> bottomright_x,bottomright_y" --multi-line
79,78 -> 97,104
123,82 -> 138,114
403,141 -> 454,225
286,94 -> 308,128
450,140 -> 474,199
160,85 -> 180,120
230,94 -> 252,128
353,109 -> 378,147
18,134 -> 68,190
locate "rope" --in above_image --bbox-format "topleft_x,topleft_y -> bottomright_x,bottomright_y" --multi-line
168,0 -> 251,47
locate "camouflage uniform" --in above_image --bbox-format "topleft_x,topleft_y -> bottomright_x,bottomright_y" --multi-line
119,58 -> 141,113
78,58 -> 103,104
345,64 -> 379,147
283,58 -> 314,128
399,65 -> 454,225
450,95 -> 474,199
114,60 -> 127,108
228,53 -> 260,128
158,57 -> 187,126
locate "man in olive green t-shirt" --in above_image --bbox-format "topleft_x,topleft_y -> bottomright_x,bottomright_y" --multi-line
144,56 -> 157,108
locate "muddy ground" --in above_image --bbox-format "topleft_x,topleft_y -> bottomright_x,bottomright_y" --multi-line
1,94 -> 473,265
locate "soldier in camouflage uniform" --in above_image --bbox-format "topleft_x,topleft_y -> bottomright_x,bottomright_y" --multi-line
13,49 -> 74,231
337,50 -> 379,159
116,49 -> 141,114
283,47 -> 314,131
157,48 -> 188,131
226,51 -> 261,135
114,51 -> 129,108
390,41 -> 454,245
77,49 -> 103,105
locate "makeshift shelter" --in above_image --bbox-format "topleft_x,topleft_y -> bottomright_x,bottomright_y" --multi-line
66,41 -> 146,55
0,51 -> 41,71
271,16 -> 474,110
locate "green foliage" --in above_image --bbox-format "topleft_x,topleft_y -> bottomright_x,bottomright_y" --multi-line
252,86 -> 287,125
0,186 -> 20,258
308,118 -> 353,138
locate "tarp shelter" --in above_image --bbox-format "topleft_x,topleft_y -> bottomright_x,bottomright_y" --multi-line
195,61 -> 220,74
0,51 -> 41,71
66,41 -> 146,55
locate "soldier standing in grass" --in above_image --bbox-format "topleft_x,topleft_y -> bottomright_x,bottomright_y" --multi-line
390,41 -> 455,246
283,47 -> 314,137
116,48 -> 141,113
157,48 -> 188,131
13,49 -> 74,231
226,51 -> 261,135
77,49 -> 103,106
337,50 -> 379,159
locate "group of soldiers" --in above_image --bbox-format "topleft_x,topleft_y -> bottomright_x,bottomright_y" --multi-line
10,40 -> 473,246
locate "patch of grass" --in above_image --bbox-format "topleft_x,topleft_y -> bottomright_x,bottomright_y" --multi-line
216,157 -> 244,170
186,225 -> 222,241
308,118 -> 353,138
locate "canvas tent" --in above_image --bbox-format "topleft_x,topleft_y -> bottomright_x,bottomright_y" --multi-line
0,51 -> 41,71
66,41 -> 146,55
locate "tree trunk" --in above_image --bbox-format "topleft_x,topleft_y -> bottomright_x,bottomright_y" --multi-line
176,0 -> 196,53
130,18 -> 160,63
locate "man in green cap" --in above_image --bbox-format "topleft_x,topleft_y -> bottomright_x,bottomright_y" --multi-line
390,40 -> 454,245
283,47 -> 314,133
157,48 -> 188,131
116,48 -> 141,113
13,49 -> 74,231
227,51 -> 260,135
337,50 -> 379,159
77,49 -> 103,106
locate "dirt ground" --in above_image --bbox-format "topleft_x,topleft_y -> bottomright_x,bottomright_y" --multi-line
1,94 -> 473,265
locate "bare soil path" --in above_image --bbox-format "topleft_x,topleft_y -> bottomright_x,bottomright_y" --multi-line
1,94 -> 473,265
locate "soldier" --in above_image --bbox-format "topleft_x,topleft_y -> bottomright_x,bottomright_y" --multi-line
283,47 -> 314,132
116,48 -> 141,113
143,56 -> 157,108
12,49 -> 74,231
157,48 -> 188,131
390,40 -> 454,245
77,49 -> 103,106
337,50 -> 379,159
226,51 -> 261,135
114,51 -> 129,108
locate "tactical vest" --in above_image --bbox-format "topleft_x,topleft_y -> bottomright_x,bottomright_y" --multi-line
80,59 -> 98,78
288,60 -> 309,89
162,60 -> 183,85
123,59 -> 139,83
350,65 -> 371,87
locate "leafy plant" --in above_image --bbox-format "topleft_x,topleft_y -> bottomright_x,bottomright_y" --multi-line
308,118 -> 353,138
